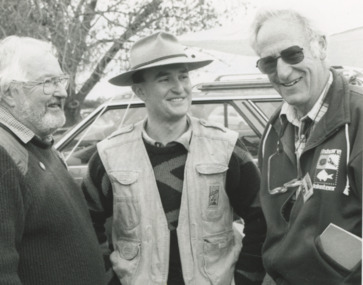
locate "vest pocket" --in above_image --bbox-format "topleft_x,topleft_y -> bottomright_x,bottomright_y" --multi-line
110,171 -> 140,231
114,197 -> 140,231
109,170 -> 139,196
196,164 -> 228,222
112,239 -> 141,284
202,230 -> 236,284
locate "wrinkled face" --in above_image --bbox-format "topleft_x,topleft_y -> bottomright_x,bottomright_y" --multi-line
134,64 -> 192,123
255,17 -> 328,115
11,51 -> 67,137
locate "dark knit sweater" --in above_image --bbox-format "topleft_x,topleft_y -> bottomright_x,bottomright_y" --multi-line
0,134 -> 107,285
84,137 -> 266,285
144,141 -> 187,284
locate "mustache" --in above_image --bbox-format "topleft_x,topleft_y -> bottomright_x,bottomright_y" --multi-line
47,98 -> 65,109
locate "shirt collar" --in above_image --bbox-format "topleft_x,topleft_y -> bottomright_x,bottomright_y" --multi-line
280,71 -> 333,127
142,118 -> 192,151
0,105 -> 35,143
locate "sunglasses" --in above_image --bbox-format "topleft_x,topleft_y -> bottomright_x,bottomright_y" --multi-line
256,46 -> 304,74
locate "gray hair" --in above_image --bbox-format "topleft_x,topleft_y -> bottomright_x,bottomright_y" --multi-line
250,8 -> 326,57
0,36 -> 56,98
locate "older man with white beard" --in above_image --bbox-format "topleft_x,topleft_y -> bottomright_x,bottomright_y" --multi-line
0,36 -> 107,285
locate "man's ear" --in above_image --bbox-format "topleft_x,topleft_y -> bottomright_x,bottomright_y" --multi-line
318,35 -> 328,60
2,86 -> 17,108
131,84 -> 147,102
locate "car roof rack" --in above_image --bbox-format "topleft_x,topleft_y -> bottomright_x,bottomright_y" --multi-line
214,73 -> 268,82
195,74 -> 272,91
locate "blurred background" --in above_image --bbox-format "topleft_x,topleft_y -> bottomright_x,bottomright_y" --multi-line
1,0 -> 362,126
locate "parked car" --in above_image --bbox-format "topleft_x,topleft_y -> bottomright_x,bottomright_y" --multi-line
56,66 -> 363,183
55,73 -> 282,183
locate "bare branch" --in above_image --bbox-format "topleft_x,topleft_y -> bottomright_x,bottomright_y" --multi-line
0,0 -> 243,125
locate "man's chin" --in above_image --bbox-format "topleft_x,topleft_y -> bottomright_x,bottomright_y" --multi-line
40,114 -> 66,136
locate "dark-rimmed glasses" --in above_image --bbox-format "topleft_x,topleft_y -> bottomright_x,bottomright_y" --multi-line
11,75 -> 70,95
256,46 -> 304,74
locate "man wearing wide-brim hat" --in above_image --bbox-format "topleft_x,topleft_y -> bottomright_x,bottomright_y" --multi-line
83,31 -> 266,285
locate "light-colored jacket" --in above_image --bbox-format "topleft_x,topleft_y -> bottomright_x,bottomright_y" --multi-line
97,117 -> 241,285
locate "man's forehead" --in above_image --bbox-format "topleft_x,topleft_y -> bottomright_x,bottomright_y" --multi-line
20,51 -> 63,80
256,17 -> 306,56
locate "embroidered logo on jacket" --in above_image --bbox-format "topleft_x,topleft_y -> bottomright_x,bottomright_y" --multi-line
313,149 -> 341,191
208,185 -> 220,207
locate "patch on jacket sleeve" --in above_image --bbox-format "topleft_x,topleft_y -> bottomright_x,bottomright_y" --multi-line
313,149 -> 341,191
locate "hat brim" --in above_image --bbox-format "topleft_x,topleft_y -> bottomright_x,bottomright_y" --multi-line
108,57 -> 213,86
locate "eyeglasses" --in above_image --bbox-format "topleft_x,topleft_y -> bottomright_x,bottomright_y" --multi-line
256,46 -> 304,74
11,75 -> 70,95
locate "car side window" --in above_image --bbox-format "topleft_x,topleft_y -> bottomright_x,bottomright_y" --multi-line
63,107 -> 147,166
254,101 -> 282,119
190,103 -> 259,156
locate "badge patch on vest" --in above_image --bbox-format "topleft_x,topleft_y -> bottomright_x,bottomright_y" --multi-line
313,149 -> 341,191
208,185 -> 220,207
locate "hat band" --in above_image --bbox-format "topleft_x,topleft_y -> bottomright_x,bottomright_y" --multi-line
132,54 -> 187,70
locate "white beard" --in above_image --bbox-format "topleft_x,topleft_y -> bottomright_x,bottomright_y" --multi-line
16,100 -> 66,137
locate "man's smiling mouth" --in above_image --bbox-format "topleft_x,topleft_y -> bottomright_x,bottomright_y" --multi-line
168,98 -> 185,102
280,77 -> 302,87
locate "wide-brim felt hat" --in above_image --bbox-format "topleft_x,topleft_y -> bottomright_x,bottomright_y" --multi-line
109,31 -> 213,86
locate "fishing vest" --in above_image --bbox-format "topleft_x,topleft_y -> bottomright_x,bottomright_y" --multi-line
97,117 -> 241,285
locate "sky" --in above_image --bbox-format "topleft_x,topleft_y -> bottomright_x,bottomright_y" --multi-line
211,0 -> 363,35
87,0 -> 363,100
250,0 -> 363,34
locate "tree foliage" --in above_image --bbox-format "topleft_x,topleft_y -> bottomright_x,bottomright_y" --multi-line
0,0 -> 224,126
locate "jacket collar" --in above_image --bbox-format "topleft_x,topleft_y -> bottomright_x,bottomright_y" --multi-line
305,68 -> 350,149
267,68 -> 350,165
271,68 -> 350,142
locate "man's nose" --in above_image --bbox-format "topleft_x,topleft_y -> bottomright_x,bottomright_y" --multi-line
54,84 -> 68,98
171,78 -> 184,93
276,58 -> 293,80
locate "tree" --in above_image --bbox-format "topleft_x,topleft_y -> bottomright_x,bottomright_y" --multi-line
0,0 -> 226,126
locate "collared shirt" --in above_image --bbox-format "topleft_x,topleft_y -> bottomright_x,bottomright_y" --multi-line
280,72 -> 333,158
141,118 -> 192,151
0,105 -> 35,143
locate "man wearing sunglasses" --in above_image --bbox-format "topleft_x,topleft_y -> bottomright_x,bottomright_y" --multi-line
250,8 -> 363,285
0,36 -> 107,285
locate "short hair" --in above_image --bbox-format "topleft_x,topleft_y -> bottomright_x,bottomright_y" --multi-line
0,36 -> 56,98
250,9 -> 326,57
